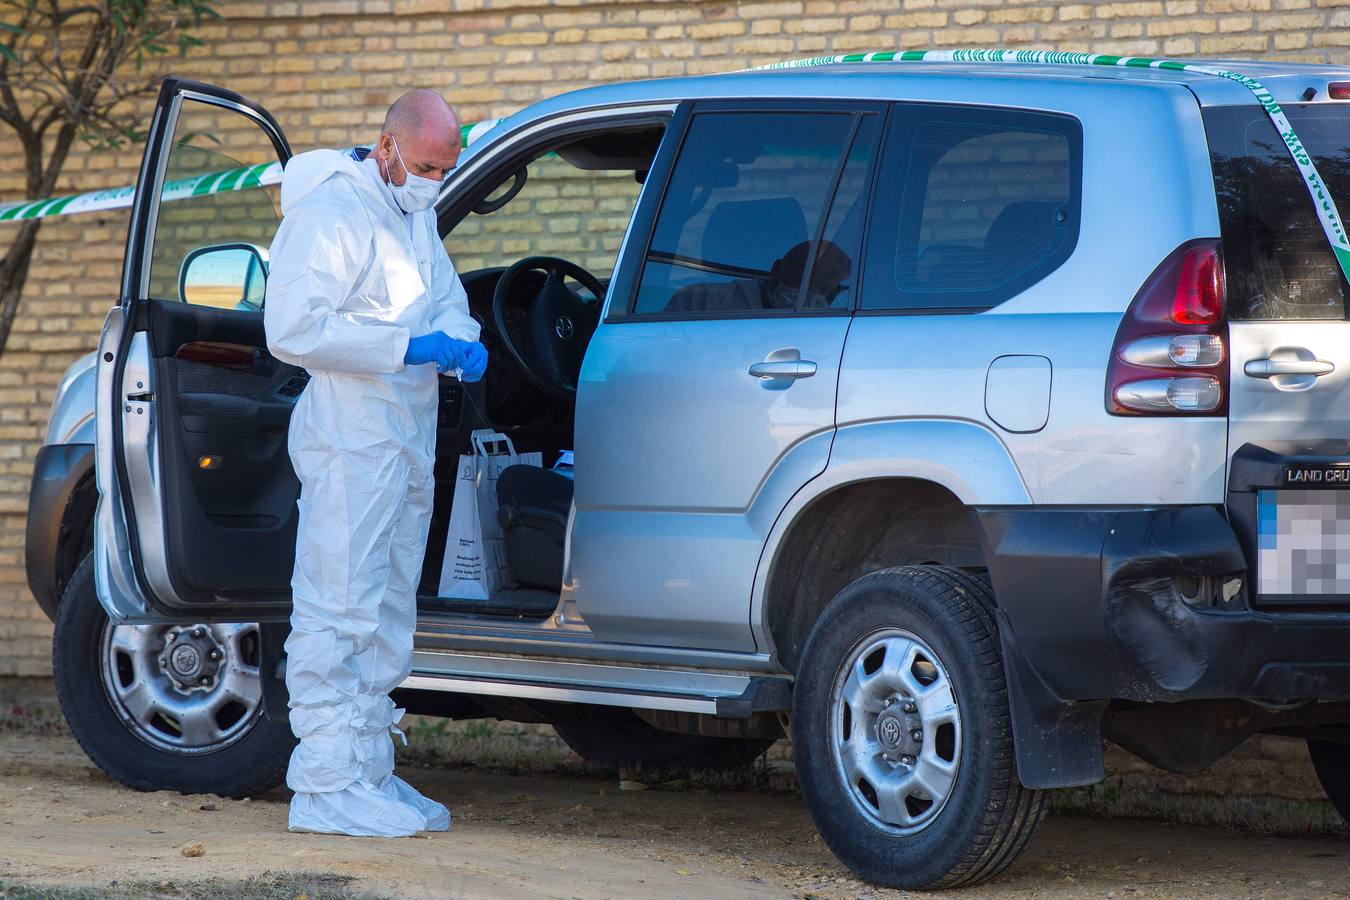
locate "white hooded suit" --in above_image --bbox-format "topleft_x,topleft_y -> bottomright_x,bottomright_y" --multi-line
264,148 -> 478,836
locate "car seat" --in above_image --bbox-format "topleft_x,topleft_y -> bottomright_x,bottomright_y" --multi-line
496,464 -> 574,592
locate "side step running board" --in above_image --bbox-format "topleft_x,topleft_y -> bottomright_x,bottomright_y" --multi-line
400,651 -> 791,719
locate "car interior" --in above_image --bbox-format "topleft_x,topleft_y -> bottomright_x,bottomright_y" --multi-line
146,119 -> 669,623
415,123 -> 667,620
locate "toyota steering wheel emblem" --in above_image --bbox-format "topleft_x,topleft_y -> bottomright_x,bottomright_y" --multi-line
554,315 -> 575,342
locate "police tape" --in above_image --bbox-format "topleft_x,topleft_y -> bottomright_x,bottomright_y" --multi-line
2,48 -> 1348,286
750,49 -> 1350,283
0,118 -> 502,223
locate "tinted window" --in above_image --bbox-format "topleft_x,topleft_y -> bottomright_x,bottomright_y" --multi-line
862,105 -> 1081,311
631,110 -> 877,316
1204,104 -> 1350,320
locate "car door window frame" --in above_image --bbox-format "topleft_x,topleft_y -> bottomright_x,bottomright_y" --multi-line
857,101 -> 1084,317
122,82 -> 291,307
606,98 -> 888,324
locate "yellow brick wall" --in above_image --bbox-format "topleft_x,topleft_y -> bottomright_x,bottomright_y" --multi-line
2,0 -> 1349,674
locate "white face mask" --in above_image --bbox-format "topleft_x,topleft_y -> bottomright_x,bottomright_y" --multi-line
381,136 -> 441,213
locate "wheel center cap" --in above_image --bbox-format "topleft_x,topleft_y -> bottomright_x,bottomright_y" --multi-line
170,645 -> 201,677
876,710 -> 906,751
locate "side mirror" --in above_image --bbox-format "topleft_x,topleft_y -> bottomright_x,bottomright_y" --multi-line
179,242 -> 269,311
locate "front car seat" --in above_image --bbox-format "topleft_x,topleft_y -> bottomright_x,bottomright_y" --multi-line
496,464 -> 573,592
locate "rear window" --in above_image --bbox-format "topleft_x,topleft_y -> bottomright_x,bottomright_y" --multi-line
1204,104 -> 1350,320
861,104 -> 1082,312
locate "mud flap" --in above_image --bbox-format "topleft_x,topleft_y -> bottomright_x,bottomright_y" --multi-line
998,609 -> 1107,789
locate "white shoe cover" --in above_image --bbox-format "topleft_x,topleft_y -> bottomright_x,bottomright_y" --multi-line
387,775 -> 451,831
288,782 -> 426,837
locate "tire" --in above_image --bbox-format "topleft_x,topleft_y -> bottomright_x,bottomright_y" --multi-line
552,707 -> 773,773
1308,738 -> 1350,822
53,554 -> 294,798
791,565 -> 1045,890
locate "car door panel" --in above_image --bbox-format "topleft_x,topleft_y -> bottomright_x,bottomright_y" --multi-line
573,318 -> 849,651
103,79 -> 297,620
570,100 -> 883,652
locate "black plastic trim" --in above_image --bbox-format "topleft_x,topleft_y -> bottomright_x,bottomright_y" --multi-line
25,443 -> 95,621
714,676 -> 793,719
976,504 -> 1350,788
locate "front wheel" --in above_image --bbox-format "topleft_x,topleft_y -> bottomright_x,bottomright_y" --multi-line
791,566 -> 1045,890
53,554 -> 294,797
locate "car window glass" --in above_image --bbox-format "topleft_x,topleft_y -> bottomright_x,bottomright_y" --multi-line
863,105 -> 1080,312
631,111 -> 860,316
147,99 -> 281,310
1204,104 -> 1350,320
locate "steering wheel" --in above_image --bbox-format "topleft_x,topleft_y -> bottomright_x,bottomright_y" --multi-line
491,256 -> 606,401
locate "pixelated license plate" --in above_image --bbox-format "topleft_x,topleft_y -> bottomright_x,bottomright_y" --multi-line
1257,488 -> 1350,606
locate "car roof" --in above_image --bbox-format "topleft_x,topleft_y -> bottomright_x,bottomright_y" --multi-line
475,57 -> 1350,149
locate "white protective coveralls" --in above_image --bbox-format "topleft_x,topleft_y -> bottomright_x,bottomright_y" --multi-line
264,148 -> 479,836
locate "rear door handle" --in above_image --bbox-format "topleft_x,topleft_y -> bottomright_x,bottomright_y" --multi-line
1244,357 -> 1334,378
749,359 -> 816,379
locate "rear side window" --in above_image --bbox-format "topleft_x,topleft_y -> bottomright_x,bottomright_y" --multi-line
862,104 -> 1082,312
1204,104 -> 1350,320
629,109 -> 879,317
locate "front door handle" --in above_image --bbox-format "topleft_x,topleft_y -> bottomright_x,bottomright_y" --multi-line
749,359 -> 817,379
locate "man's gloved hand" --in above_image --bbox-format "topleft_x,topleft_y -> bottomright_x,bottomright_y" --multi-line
406,333 -> 489,378
405,332 -> 458,371
457,342 -> 488,383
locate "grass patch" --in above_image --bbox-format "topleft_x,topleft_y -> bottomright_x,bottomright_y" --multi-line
0,700 -> 69,737
395,716 -> 796,791
0,871 -> 382,900
1052,777 -> 1349,837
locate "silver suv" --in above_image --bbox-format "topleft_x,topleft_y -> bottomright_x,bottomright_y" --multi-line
26,60 -> 1350,889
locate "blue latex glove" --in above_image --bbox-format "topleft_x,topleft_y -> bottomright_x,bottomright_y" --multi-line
405,332 -> 456,371
457,341 -> 488,383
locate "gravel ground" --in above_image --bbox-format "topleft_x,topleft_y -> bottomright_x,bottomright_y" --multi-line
2,722 -> 1349,900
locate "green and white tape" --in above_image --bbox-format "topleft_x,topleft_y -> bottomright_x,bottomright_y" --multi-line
2,48 -> 1347,287
750,49 -> 1350,283
0,118 -> 502,223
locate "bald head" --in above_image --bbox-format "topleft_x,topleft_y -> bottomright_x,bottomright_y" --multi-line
373,89 -> 462,187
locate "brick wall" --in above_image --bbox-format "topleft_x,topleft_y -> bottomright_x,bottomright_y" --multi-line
2,0 -> 1350,674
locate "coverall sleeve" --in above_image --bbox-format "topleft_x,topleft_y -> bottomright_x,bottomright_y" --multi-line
427,224 -> 482,343
264,197 -> 410,375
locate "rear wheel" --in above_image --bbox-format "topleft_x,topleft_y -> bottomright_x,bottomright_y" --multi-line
1308,738 -> 1350,823
552,707 -> 773,773
791,565 -> 1045,890
53,554 -> 294,797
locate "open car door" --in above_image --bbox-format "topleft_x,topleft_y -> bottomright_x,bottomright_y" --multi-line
96,79 -> 301,622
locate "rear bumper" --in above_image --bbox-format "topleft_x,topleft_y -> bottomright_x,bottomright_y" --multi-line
978,504 -> 1350,704
976,503 -> 1350,788
25,442 -> 95,621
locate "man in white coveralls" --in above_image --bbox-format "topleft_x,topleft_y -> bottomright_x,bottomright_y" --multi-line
264,90 -> 486,837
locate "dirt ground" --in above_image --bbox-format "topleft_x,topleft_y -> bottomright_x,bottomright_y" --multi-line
2,726 -> 1349,900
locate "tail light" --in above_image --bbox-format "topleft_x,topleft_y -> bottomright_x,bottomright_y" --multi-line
1106,240 -> 1227,416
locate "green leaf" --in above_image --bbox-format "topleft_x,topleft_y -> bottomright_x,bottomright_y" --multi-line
0,21 -> 23,34
0,44 -> 14,62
